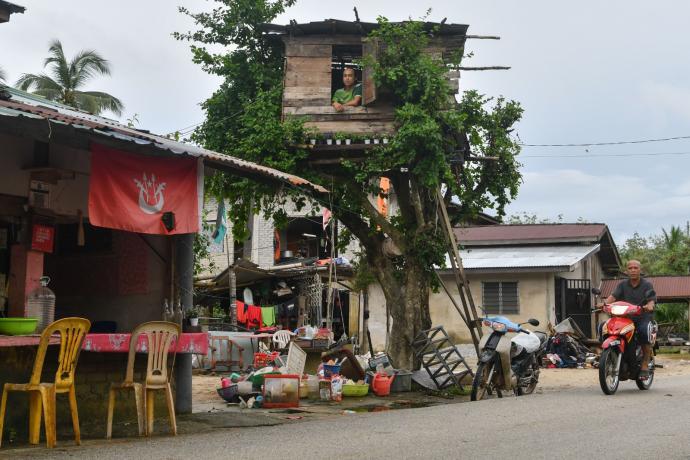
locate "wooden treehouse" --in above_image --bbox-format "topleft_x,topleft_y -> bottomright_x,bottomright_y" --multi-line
261,19 -> 484,162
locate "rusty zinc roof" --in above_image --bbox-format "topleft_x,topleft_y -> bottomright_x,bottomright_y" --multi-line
454,224 -> 608,245
0,86 -> 328,195
601,276 -> 690,301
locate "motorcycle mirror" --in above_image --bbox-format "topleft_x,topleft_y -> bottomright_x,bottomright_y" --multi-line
527,318 -> 540,326
591,288 -> 601,296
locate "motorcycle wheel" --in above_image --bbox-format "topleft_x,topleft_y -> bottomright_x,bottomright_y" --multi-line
599,348 -> 620,395
517,360 -> 540,396
471,361 -> 502,401
635,357 -> 655,390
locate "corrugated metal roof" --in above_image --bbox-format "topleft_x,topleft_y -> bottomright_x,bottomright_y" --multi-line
601,276 -> 690,301
260,19 -> 468,37
455,224 -> 608,245
445,244 -> 600,272
0,0 -> 24,15
0,86 -> 328,195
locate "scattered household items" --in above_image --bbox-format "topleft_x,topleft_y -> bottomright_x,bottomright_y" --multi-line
341,381 -> 369,397
372,372 -> 395,396
546,318 -> 596,368
253,351 -> 281,369
0,317 -> 91,449
210,335 -> 245,372
321,345 -> 366,381
26,276 -> 55,332
412,326 -> 473,390
390,370 -> 413,393
217,384 -> 240,403
471,317 -> 547,401
285,342 -> 307,376
106,321 -> 181,439
273,329 -> 296,349
592,287 -> 657,395
262,374 -> 300,408
0,317 -> 38,335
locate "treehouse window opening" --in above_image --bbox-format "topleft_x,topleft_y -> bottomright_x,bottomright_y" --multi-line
331,45 -> 363,109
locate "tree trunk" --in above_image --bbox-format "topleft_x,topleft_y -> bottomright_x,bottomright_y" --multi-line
376,259 -> 432,370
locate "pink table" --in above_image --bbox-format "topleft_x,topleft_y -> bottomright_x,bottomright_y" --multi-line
0,332 -> 208,354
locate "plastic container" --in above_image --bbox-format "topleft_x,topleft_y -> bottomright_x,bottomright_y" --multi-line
253,351 -> 280,369
372,372 -> 395,396
26,276 -> 55,332
390,371 -> 412,393
216,384 -> 240,403
263,374 -> 300,408
0,318 -> 38,335
342,383 -> 369,397
306,375 -> 320,399
331,376 -> 343,402
323,364 -> 341,378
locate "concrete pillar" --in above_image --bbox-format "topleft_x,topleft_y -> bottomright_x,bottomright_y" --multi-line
8,245 -> 43,317
174,233 -> 194,414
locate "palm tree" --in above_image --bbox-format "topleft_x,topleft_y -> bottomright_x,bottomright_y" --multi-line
0,66 -> 6,83
16,40 -> 123,116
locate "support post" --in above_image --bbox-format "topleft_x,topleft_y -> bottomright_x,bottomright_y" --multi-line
174,233 -> 194,414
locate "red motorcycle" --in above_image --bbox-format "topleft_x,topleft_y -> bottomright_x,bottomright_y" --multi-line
592,288 -> 657,395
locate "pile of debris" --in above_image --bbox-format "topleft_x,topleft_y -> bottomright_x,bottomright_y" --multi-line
544,318 -> 598,368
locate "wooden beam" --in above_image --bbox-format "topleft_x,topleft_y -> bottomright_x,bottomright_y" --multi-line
457,66 -> 511,71
465,35 -> 501,40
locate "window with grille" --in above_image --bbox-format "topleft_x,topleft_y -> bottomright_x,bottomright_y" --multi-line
482,281 -> 519,314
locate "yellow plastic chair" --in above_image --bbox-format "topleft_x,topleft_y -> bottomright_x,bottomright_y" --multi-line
106,321 -> 180,439
0,317 -> 91,449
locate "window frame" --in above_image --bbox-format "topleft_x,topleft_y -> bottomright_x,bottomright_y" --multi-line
481,281 -> 520,315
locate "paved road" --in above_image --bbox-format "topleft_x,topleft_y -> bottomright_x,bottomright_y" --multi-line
4,373 -> 690,459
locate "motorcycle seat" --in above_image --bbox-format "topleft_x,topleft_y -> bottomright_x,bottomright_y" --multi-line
534,331 -> 548,345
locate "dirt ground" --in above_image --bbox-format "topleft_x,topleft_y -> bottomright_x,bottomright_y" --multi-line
192,354 -> 690,409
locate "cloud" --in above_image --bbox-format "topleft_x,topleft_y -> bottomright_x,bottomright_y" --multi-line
639,81 -> 690,124
506,169 -> 690,242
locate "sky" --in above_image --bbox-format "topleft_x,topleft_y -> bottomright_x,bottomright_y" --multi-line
3,0 -> 690,245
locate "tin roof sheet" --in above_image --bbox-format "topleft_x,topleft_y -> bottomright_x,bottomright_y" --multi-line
0,86 -> 328,194
447,244 -> 601,272
454,224 -> 608,245
600,276 -> 690,301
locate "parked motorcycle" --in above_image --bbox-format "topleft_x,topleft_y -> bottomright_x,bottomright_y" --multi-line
591,288 -> 657,395
471,316 -> 547,401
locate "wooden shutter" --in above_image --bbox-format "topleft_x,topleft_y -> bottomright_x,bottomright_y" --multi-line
362,38 -> 378,106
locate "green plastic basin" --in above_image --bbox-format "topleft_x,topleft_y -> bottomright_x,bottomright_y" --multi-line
0,318 -> 39,335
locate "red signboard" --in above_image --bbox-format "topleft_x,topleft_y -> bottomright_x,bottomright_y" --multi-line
31,224 -> 54,253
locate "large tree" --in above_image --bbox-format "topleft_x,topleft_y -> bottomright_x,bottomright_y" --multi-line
17,40 -> 123,116
178,2 -> 523,368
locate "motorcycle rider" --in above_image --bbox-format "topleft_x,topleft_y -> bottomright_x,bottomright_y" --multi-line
604,259 -> 656,380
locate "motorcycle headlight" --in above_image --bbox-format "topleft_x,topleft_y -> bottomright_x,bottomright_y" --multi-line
491,322 -> 507,332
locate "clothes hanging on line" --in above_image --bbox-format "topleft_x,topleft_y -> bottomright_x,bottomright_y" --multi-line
246,305 -> 262,329
261,306 -> 276,327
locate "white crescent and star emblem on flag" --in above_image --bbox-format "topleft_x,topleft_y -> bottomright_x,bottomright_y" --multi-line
133,173 -> 167,214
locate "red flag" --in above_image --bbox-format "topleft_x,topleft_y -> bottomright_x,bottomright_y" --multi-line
88,143 -> 202,235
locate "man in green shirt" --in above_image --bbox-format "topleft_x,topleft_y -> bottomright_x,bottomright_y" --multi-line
332,67 -> 362,112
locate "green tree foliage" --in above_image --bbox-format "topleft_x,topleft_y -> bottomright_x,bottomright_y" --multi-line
179,4 -> 523,366
619,224 -> 690,333
16,40 -> 123,116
